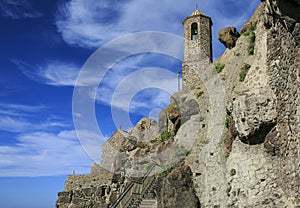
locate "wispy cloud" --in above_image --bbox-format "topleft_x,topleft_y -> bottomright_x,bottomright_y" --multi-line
55,0 -> 190,48
55,0 -> 260,58
0,130 -> 97,176
0,103 -> 46,114
0,102 -> 100,176
13,54 -> 179,118
97,66 -> 178,116
13,59 -> 80,87
0,0 -> 42,19
0,102 -> 68,133
0,116 -> 68,133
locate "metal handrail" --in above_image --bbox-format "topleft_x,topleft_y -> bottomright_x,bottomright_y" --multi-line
110,163 -> 156,208
110,182 -> 134,208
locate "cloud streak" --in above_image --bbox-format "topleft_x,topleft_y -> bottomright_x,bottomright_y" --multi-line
55,0 -> 260,58
0,0 -> 42,19
0,116 -> 68,133
13,59 -> 81,87
13,54 -> 178,118
0,102 -> 100,176
0,130 -> 95,176
0,102 -> 69,133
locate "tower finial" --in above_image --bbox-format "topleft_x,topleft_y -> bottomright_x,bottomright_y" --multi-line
196,0 -> 199,9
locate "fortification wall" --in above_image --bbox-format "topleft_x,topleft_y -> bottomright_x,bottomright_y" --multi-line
64,174 -> 113,192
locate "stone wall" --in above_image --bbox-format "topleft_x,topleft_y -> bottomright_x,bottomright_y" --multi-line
182,56 -> 211,90
57,174 -> 113,208
64,174 -> 113,192
180,1 -> 300,207
56,186 -> 108,208
224,1 -> 300,207
100,130 -> 127,172
264,0 -> 300,203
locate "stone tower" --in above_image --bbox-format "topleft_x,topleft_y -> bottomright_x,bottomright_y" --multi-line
182,9 -> 213,89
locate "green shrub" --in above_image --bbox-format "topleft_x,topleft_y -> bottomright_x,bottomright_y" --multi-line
248,31 -> 256,42
160,165 -> 172,177
226,185 -> 232,196
239,71 -> 247,82
195,90 -> 204,98
167,103 -> 177,111
230,168 -> 236,176
159,129 -> 172,142
241,63 -> 251,71
214,62 -> 225,73
248,44 -> 255,55
242,22 -> 256,36
247,32 -> 256,55
242,23 -> 256,55
174,146 -> 190,158
248,22 -> 257,32
225,114 -> 230,128
239,63 -> 251,82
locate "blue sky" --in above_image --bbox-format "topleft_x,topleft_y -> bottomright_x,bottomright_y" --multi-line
0,0 -> 259,207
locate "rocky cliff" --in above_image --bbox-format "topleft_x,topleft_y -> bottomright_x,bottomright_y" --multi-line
56,1 -> 300,207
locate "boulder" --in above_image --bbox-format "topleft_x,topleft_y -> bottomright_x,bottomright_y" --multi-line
218,27 -> 240,49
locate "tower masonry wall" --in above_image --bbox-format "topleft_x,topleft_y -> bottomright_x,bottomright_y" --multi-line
182,57 -> 211,90
182,14 -> 212,90
183,15 -> 212,62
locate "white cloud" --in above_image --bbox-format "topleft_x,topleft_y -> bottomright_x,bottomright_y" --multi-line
55,0 -> 260,58
0,0 -> 42,19
0,103 -> 69,133
0,102 -> 102,176
97,67 -> 178,123
0,116 -> 69,133
0,103 -> 47,117
55,0 -> 189,48
0,130 -> 97,176
13,59 -> 81,87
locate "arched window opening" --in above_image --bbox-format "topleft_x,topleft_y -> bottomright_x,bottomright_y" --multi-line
191,23 -> 198,40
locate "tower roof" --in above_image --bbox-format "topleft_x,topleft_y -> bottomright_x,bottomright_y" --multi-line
191,9 -> 204,16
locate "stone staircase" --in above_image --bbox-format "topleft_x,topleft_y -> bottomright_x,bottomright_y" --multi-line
139,199 -> 157,208
110,164 -> 158,208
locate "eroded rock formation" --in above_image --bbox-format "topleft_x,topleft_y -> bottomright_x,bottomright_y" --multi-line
218,27 -> 240,49
56,1 -> 300,207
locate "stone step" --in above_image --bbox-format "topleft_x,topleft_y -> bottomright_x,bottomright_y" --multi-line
139,199 -> 157,208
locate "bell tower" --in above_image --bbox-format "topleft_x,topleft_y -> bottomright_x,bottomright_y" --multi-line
182,9 -> 213,89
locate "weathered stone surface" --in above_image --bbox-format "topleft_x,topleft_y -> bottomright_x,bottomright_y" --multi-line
56,187 -> 107,208
293,22 -> 300,44
120,137 -> 137,152
57,1 -> 300,207
64,174 -> 112,192
128,117 -> 159,142
232,88 -> 277,144
156,162 -> 200,208
180,99 -> 199,125
218,27 -> 240,49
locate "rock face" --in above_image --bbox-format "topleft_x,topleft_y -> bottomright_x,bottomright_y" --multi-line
216,0 -> 300,206
218,27 -> 240,49
155,162 -> 200,208
57,1 -> 300,207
